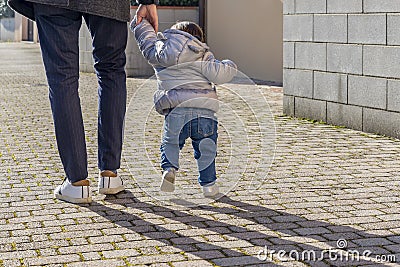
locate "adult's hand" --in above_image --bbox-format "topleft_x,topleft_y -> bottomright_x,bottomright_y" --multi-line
136,4 -> 159,32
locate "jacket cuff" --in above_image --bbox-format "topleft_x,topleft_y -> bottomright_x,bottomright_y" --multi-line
136,0 -> 159,5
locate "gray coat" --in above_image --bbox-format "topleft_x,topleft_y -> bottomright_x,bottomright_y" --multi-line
131,18 -> 237,115
8,0 -> 131,22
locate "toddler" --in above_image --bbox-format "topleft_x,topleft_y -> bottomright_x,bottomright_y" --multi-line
131,18 -> 237,197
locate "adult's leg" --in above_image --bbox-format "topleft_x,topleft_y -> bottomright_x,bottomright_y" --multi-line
84,14 -> 128,171
84,15 -> 128,172
34,4 -> 87,183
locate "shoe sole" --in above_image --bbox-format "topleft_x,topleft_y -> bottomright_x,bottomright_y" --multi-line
203,191 -> 219,198
54,193 -> 92,204
98,186 -> 125,195
203,186 -> 219,198
160,172 -> 175,192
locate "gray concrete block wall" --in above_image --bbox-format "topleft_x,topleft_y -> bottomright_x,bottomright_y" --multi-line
363,46 -> 400,78
327,44 -> 363,75
295,97 -> 327,122
295,0 -> 326,14
313,72 -> 347,103
283,0 -> 400,139
363,0 -> 400,13
283,15 -> 313,41
283,42 -> 295,68
387,14 -> 400,45
327,0 -> 362,14
295,42 -> 326,71
348,14 -> 386,44
314,15 -> 347,43
327,102 -> 363,130
283,69 -> 313,98
387,80 -> 400,112
347,75 -> 387,109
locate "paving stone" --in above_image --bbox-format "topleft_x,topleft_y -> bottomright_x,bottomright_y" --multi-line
172,260 -> 214,267
81,252 -> 102,261
212,256 -> 261,266
1,259 -> 22,267
25,254 -> 81,266
101,248 -> 140,258
1,42 -> 400,267
67,259 -> 126,267
126,254 -> 186,265
57,243 -> 115,254
0,250 -> 37,260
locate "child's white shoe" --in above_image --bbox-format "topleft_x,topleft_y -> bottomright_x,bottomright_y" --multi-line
160,168 -> 176,192
202,182 -> 219,198
98,170 -> 125,195
54,178 -> 92,204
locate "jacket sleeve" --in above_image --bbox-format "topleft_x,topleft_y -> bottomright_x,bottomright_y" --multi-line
130,17 -> 160,66
131,18 -> 186,67
201,51 -> 238,85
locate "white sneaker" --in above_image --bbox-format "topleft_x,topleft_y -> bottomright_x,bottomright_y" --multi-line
98,170 -> 125,195
160,168 -> 176,192
202,182 -> 219,198
54,178 -> 92,204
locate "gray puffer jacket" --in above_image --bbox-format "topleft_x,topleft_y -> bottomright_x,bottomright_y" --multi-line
131,18 -> 237,115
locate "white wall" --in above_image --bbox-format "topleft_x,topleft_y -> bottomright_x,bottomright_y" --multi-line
206,0 -> 283,83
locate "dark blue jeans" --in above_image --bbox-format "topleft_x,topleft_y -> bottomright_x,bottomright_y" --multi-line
160,108 -> 218,186
34,4 -> 127,183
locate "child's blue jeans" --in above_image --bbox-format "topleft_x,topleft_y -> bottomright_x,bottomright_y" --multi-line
160,107 -> 218,186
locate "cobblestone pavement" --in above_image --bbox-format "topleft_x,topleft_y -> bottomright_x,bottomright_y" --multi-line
1,42 -> 400,267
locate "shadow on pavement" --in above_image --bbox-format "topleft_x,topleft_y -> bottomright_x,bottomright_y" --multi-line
86,191 -> 398,266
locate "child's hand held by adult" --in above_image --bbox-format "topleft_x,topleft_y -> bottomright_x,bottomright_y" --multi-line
136,4 -> 159,32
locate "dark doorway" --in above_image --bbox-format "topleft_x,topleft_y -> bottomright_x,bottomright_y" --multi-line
27,19 -> 33,41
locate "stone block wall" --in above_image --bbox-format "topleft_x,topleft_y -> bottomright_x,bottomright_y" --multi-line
283,0 -> 400,138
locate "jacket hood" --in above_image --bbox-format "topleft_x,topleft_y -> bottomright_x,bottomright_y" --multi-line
158,29 -> 210,64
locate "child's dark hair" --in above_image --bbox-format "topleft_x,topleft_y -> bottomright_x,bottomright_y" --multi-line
171,21 -> 204,42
